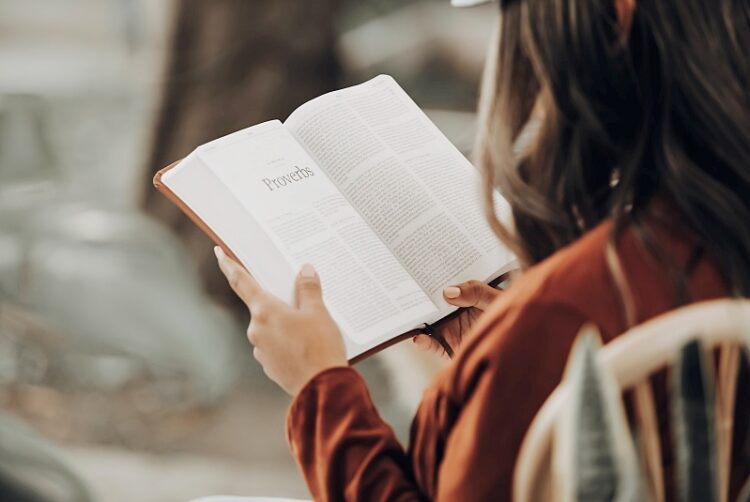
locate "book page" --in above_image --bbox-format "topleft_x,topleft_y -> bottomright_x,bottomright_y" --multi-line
285,75 -> 515,314
194,121 -> 436,355
160,133 -> 296,299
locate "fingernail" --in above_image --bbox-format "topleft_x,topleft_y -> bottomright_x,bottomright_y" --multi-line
300,263 -> 317,278
444,286 -> 461,299
214,247 -> 233,279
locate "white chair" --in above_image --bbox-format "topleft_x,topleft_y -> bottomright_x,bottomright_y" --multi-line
513,299 -> 750,502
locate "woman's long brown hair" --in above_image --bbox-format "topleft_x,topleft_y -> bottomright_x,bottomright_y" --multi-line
478,0 -> 750,297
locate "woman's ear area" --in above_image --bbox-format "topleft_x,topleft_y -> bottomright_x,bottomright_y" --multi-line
615,0 -> 636,40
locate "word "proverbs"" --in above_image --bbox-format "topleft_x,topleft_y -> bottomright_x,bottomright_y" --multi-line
262,166 -> 315,192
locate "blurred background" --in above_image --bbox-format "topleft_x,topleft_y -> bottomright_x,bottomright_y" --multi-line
0,1 -> 497,500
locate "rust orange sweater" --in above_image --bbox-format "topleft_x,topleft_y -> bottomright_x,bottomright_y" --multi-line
286,217 -> 748,501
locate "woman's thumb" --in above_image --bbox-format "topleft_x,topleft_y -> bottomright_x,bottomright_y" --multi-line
442,280 -> 500,310
295,263 -> 323,310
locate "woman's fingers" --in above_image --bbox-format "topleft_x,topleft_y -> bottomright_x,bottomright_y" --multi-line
412,333 -> 433,350
442,280 -> 501,310
215,246 -> 263,308
412,334 -> 451,359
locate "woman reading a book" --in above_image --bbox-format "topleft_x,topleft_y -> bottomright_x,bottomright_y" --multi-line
215,0 -> 750,499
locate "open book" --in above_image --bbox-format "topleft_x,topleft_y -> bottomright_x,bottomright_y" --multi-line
153,75 -> 516,362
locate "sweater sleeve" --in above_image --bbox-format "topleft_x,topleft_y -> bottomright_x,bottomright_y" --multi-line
433,299 -> 590,501
286,299 -> 591,502
287,366 -> 428,502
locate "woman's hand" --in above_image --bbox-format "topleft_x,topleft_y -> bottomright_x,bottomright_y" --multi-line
215,247 -> 347,396
412,280 -> 502,358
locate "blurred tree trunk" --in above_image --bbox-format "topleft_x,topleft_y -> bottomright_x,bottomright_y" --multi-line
141,0 -> 341,300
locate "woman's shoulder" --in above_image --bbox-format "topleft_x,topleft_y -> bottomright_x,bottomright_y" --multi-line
440,220 -> 626,400
484,218 -> 626,341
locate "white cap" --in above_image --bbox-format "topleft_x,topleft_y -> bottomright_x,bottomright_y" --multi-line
451,0 -> 493,7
